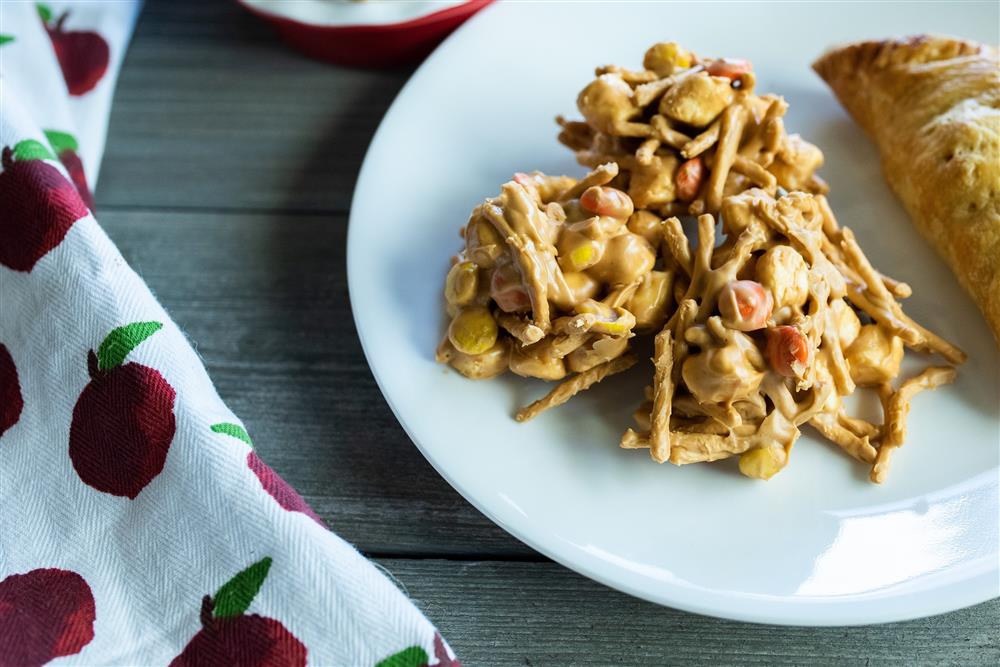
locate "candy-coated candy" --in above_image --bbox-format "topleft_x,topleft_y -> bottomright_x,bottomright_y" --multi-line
580,186 -> 634,220
739,446 -> 786,480
490,264 -> 531,313
445,261 -> 479,307
448,306 -> 498,356
765,325 -> 810,378
643,42 -> 693,77
718,280 -> 773,331
466,219 -> 505,269
705,58 -> 752,80
675,157 -> 705,202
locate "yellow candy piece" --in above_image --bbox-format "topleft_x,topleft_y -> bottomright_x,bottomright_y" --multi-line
738,447 -> 787,480
570,243 -> 594,268
597,320 -> 628,336
643,42 -> 693,77
445,261 -> 479,307
465,219 -> 505,269
558,230 -> 604,273
448,306 -> 498,356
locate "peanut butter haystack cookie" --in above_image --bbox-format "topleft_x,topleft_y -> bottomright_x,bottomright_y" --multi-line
436,42 -> 965,483
558,42 -> 827,218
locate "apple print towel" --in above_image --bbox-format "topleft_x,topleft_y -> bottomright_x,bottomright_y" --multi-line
0,3 -> 458,666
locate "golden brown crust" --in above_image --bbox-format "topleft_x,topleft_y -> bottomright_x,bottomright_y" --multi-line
813,35 -> 1000,345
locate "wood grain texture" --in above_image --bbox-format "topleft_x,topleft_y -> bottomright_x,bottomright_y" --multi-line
94,0 -> 1000,659
382,559 -> 1000,666
97,0 -> 411,212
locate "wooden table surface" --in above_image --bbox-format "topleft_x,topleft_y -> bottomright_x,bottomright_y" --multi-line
95,1 -> 999,664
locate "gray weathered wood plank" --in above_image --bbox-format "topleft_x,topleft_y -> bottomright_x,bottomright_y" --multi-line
98,0 -> 410,213
98,207 -> 533,556
382,559 -> 1000,666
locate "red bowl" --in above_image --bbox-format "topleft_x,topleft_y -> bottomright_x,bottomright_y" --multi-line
237,0 -> 494,68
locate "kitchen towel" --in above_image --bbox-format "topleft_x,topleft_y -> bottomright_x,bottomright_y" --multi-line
0,2 -> 457,665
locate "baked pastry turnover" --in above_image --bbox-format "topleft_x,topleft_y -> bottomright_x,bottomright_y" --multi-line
813,35 -> 1000,345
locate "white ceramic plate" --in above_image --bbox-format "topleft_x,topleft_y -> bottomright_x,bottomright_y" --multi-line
348,1 -> 1000,625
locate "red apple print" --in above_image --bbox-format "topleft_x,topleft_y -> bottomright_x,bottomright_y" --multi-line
210,423 -> 325,526
0,344 -> 23,438
0,139 -> 89,272
44,129 -> 93,210
37,4 -> 109,96
430,633 -> 461,667
171,557 -> 307,667
246,452 -> 326,525
0,568 -> 96,667
69,322 -> 176,499
375,633 -> 461,667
